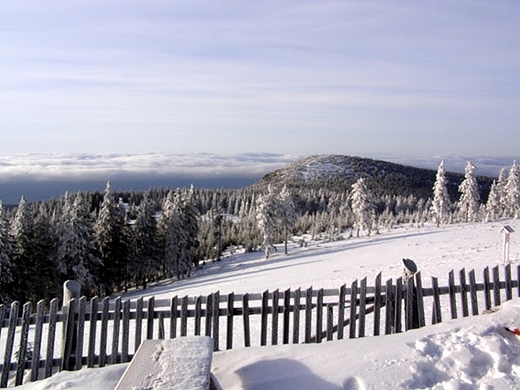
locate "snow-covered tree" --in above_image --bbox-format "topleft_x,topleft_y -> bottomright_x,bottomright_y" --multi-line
129,192 -> 158,289
505,161 -> 520,218
0,201 -> 12,304
93,182 -> 128,295
157,189 -> 195,279
457,161 -> 480,222
485,180 -> 501,222
8,196 -> 33,302
496,167 -> 508,217
350,177 -> 373,237
256,185 -> 279,259
57,192 -> 101,296
431,161 -> 451,227
278,185 -> 297,254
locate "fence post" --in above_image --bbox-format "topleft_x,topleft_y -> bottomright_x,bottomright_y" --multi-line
62,280 -> 81,371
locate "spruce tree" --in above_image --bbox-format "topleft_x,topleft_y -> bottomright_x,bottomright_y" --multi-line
505,161 -> 520,218
458,161 -> 480,222
8,196 -> 32,302
431,161 -> 451,227
256,185 -> 278,259
130,192 -> 158,289
0,201 -> 12,304
485,180 -> 501,222
57,192 -> 101,296
350,177 -> 373,237
278,185 -> 296,254
93,182 -> 128,295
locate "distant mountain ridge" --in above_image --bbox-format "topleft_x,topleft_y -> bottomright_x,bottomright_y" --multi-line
256,155 -> 494,199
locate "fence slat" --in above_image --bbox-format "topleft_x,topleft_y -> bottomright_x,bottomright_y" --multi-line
469,270 -> 479,316
394,277 -> 403,333
337,285 -> 346,340
135,297 -> 143,352
111,297 -> 121,364
316,289 -> 324,343
483,267 -> 491,310
158,313 -> 165,340
493,266 -> 501,307
415,272 -> 425,327
460,269 -> 469,317
121,300 -> 130,363
87,297 -> 98,368
99,297 -> 110,368
242,294 -> 251,347
327,305 -> 334,341
226,293 -> 234,350
304,287 -> 312,343
75,297 -> 86,370
261,291 -> 268,346
505,264 -> 513,301
195,296 -> 202,336
431,277 -> 442,324
30,300 -> 45,382
448,270 -> 457,319
204,294 -> 212,339
146,297 -> 155,340
61,298 -> 76,371
44,299 -> 58,378
171,296 -> 179,339
373,273 -> 382,336
212,292 -> 220,351
271,290 -> 280,345
406,276 -> 415,331
349,280 -> 358,339
293,288 -> 301,344
385,279 -> 394,334
358,278 -> 367,338
15,302 -> 31,386
181,296 -> 188,337
283,289 -> 291,345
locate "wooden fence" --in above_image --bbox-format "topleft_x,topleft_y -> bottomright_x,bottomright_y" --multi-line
0,264 -> 519,388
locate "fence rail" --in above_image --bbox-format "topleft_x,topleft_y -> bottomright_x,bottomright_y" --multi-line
0,264 -> 519,387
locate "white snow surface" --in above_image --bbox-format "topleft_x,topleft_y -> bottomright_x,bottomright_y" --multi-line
16,219 -> 520,390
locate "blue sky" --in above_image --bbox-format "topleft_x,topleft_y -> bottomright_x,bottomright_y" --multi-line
1,1 -> 520,159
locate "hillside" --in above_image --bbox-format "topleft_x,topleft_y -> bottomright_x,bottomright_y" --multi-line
17,219 -> 520,390
256,155 -> 494,199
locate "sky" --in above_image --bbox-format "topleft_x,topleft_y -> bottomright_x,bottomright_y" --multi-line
2,1 -> 520,159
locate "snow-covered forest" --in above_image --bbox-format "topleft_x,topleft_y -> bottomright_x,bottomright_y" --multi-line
0,159 -> 519,306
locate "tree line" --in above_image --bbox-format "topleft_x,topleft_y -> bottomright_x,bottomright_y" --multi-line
0,160 -> 519,305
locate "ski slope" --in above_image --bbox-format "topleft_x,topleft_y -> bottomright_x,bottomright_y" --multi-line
17,219 -> 520,389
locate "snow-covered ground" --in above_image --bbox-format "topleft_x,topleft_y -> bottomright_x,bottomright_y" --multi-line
16,219 -> 520,389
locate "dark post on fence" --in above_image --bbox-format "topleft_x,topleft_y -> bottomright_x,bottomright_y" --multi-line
62,280 -> 81,371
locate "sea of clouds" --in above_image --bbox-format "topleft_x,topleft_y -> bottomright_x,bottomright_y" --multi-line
0,152 -> 515,205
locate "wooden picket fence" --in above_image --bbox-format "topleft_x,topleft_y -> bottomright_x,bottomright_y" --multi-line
0,264 -> 519,387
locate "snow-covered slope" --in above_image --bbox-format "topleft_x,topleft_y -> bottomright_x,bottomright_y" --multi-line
16,219 -> 520,390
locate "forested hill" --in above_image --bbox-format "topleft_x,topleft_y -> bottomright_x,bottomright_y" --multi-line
255,155 -> 494,200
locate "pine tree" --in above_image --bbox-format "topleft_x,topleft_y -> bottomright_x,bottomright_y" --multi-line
496,167 -> 508,217
350,177 -> 373,237
93,182 -> 128,295
0,201 -> 12,304
129,192 -> 158,289
505,161 -> 520,218
8,196 -> 32,302
457,161 -> 480,222
26,203 -> 60,301
57,192 -> 101,296
485,180 -> 501,222
180,186 -> 199,276
256,185 -> 278,259
431,161 -> 451,227
278,185 -> 296,254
